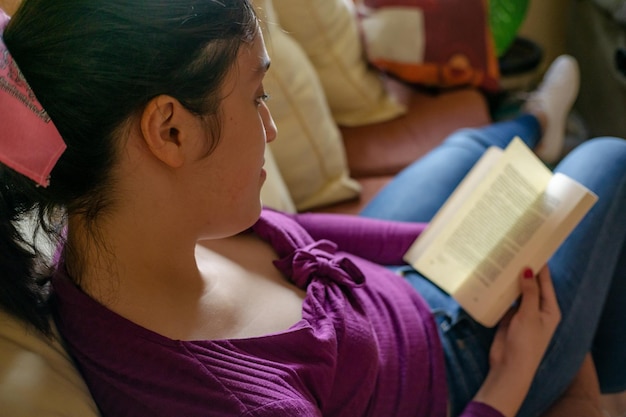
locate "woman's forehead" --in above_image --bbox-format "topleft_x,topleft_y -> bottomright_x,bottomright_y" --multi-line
239,33 -> 270,79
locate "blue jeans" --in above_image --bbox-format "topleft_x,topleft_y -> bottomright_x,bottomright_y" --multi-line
361,115 -> 626,417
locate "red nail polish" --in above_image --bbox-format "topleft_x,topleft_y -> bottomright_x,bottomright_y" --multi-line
523,268 -> 534,279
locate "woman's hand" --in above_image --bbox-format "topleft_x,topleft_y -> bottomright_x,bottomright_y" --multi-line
490,265 -> 561,376
473,266 -> 562,417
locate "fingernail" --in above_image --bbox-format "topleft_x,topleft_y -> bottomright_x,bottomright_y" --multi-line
523,268 -> 534,279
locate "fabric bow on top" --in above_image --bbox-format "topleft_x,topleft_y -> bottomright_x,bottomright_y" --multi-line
274,239 -> 366,289
0,9 -> 66,187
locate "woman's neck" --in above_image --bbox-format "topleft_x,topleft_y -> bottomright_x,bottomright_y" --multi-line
64,207 -> 206,311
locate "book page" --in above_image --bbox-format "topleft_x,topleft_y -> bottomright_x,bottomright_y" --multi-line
406,146 -> 503,259
453,172 -> 598,326
403,138 -> 598,327
517,172 -> 598,272
446,170 -> 558,288
405,138 -> 553,294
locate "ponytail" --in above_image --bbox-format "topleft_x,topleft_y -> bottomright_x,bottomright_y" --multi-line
0,170 -> 55,336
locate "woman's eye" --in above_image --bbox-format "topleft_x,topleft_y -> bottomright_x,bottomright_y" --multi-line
256,93 -> 271,106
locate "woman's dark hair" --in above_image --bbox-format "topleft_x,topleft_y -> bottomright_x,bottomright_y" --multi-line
0,0 -> 258,334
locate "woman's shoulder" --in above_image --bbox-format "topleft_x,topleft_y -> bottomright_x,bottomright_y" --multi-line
253,209 -> 319,256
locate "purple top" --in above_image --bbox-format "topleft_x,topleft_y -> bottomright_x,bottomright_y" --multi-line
52,209 -> 503,417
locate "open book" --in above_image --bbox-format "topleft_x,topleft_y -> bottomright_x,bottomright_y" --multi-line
403,137 -> 598,327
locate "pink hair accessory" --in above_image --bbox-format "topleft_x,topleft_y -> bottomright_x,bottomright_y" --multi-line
0,9 -> 66,187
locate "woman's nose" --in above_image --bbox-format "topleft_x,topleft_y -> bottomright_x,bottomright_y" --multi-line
263,105 -> 277,143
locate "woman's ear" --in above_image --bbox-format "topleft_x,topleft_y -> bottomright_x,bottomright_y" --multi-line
139,95 -> 190,168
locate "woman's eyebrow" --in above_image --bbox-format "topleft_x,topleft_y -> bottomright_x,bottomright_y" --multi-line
252,56 -> 271,77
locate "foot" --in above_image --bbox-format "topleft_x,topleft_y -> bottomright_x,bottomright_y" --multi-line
523,55 -> 580,163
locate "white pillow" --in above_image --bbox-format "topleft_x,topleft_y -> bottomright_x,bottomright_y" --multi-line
0,310 -> 101,416
255,0 -> 362,211
271,0 -> 406,126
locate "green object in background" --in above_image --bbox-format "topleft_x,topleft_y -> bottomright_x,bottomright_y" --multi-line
489,0 -> 530,56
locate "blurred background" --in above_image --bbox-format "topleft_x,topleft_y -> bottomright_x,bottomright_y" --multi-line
504,0 -> 626,146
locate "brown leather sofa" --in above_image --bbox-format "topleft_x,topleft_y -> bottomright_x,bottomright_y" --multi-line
315,79 -> 491,215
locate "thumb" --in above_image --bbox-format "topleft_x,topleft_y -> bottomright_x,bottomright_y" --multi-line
517,267 -> 539,315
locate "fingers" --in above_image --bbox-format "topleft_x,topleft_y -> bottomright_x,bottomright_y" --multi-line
537,266 -> 561,317
495,306 -> 516,338
517,265 -> 561,324
517,267 -> 540,315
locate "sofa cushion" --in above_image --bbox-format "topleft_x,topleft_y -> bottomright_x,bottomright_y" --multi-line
271,0 -> 406,126
341,80 -> 492,178
254,0 -> 362,211
355,0 -> 500,92
0,310 -> 101,417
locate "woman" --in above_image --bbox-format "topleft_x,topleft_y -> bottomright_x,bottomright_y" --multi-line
1,1 -> 624,416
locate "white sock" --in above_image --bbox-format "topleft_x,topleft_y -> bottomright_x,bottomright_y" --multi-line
523,55 -> 580,163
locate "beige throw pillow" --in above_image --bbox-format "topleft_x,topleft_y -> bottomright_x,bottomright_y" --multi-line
260,147 -> 297,213
255,0 -> 361,211
271,0 -> 406,126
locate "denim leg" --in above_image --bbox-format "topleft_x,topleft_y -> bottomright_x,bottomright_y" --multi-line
398,139 -> 626,417
593,237 -> 626,392
518,137 -> 626,416
382,136 -> 626,417
393,266 -> 495,417
360,114 -> 542,222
